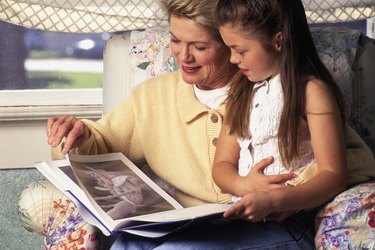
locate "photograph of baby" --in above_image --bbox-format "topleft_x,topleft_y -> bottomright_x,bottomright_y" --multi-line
68,159 -> 176,220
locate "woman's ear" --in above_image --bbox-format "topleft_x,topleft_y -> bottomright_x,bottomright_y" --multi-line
274,32 -> 282,52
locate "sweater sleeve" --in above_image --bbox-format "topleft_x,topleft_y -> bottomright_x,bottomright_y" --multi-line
78,88 -> 146,166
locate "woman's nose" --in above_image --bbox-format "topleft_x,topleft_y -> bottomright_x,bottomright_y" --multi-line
180,45 -> 192,62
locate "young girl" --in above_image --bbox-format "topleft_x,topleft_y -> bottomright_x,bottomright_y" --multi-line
213,0 -> 348,222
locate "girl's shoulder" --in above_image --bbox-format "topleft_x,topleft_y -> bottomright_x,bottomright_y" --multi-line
305,77 -> 332,97
305,77 -> 338,113
305,76 -> 327,91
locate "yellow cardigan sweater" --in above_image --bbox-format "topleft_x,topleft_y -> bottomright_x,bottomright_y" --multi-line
74,71 -> 374,207
80,72 -> 232,207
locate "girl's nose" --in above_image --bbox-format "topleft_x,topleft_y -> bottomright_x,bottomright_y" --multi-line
230,53 -> 239,65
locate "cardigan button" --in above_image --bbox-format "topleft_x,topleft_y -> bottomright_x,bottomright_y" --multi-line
212,137 -> 218,146
211,114 -> 219,123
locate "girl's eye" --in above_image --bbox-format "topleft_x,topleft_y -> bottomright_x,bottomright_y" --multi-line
236,50 -> 245,55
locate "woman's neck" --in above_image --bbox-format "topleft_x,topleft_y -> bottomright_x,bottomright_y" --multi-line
195,82 -> 228,90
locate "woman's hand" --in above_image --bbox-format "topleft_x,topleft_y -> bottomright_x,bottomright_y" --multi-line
46,115 -> 89,154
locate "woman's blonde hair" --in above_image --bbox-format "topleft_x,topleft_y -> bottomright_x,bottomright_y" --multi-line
160,0 -> 222,42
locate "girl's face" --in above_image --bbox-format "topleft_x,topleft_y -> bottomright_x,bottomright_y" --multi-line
219,23 -> 279,83
169,14 -> 230,90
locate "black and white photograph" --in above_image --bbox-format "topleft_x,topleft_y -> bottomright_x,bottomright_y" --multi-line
69,159 -> 176,220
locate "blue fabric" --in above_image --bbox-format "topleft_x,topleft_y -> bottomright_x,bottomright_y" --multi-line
110,211 -> 316,250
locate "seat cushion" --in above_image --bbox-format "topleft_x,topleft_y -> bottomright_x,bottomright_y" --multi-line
315,182 -> 375,249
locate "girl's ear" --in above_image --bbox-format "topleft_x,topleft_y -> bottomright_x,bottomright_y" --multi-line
274,32 -> 282,52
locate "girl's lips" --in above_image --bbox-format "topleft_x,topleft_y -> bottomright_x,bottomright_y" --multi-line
241,69 -> 249,75
181,65 -> 201,73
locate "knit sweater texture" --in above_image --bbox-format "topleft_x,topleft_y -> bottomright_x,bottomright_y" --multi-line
80,72 -> 232,207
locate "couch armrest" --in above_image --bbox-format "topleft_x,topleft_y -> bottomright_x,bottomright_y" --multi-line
351,34 -> 375,154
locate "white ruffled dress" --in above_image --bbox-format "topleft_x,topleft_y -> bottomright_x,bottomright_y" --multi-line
237,74 -> 315,178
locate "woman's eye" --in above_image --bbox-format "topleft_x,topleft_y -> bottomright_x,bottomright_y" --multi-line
170,39 -> 180,44
195,47 -> 208,51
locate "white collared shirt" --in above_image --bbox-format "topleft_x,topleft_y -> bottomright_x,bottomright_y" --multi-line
193,84 -> 229,109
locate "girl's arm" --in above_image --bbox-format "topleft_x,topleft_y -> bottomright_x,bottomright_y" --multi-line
213,124 -> 295,197
225,79 -> 347,220
213,124 -> 244,196
273,79 -> 347,210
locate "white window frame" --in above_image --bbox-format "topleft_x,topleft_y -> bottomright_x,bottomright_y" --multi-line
367,17 -> 375,38
0,89 -> 103,121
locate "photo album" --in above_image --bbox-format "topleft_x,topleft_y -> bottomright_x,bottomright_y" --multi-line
35,152 -> 232,238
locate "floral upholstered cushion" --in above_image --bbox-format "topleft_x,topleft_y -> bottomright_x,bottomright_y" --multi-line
311,27 -> 361,110
315,182 -> 375,249
129,27 -> 177,85
18,179 -> 100,250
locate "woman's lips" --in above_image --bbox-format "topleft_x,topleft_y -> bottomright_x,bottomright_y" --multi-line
181,65 -> 201,73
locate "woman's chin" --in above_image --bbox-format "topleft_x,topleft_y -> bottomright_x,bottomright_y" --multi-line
181,75 -> 200,85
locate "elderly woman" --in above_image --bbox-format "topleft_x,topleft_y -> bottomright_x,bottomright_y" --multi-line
19,0 -> 375,249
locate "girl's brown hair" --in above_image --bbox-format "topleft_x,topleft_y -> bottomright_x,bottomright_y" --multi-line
216,0 -> 346,167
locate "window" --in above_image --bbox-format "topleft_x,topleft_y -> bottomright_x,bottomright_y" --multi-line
0,0 -> 168,120
0,20 -> 109,120
0,20 -> 108,90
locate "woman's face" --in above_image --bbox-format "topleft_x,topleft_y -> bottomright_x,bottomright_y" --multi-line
219,24 -> 279,83
169,14 -> 230,90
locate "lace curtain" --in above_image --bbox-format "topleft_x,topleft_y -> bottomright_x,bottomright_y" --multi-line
0,0 -> 374,33
0,0 -> 169,33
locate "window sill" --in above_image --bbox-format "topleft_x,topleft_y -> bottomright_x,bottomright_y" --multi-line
0,89 -> 103,121
0,105 -> 102,121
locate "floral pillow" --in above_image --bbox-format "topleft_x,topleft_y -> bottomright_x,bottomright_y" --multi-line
18,179 -> 100,249
315,182 -> 375,249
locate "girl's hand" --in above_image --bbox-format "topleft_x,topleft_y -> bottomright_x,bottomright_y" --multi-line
224,192 -> 273,222
46,115 -> 89,154
239,157 -> 296,195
